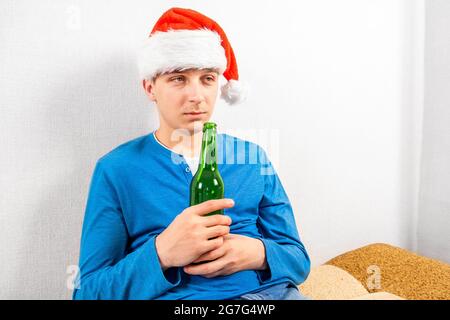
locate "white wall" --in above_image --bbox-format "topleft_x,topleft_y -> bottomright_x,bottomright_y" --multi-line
417,0 -> 450,263
0,0 -> 427,299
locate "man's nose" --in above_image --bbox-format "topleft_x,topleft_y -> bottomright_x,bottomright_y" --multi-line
186,80 -> 205,104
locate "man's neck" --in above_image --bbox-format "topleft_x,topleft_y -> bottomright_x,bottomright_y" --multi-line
155,127 -> 202,158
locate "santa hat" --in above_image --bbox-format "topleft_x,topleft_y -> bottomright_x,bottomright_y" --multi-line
137,7 -> 246,105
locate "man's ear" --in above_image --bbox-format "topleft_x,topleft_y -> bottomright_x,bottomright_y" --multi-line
142,79 -> 156,102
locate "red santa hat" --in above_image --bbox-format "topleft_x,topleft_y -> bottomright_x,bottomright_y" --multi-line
137,7 -> 246,105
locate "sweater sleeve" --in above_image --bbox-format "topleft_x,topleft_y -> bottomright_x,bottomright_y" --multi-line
254,147 -> 311,285
72,160 -> 181,300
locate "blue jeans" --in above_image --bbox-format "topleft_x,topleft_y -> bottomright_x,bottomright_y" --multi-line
233,282 -> 311,300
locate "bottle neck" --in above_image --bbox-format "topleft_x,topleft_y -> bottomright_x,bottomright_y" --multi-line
199,127 -> 218,170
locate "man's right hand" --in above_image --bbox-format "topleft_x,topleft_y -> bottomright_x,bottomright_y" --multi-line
155,199 -> 234,271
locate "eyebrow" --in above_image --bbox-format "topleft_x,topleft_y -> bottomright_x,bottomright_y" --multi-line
169,68 -> 219,75
201,68 -> 219,73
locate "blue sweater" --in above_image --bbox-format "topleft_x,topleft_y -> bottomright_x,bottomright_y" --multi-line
72,131 -> 310,300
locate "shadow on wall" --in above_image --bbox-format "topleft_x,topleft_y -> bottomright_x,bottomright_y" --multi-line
9,53 -> 156,299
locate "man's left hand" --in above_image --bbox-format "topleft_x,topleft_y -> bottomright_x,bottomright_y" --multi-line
183,234 -> 267,278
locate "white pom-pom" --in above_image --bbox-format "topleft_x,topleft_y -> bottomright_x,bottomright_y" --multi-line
220,80 -> 248,105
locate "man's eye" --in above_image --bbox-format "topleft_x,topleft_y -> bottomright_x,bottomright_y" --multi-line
205,76 -> 216,82
171,76 -> 184,82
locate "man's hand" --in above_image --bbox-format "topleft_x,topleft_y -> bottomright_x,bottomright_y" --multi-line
155,199 -> 234,271
183,234 -> 268,278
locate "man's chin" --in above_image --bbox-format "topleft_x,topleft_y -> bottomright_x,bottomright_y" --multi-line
183,120 -> 208,134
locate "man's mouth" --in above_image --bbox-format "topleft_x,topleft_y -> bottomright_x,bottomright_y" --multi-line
183,112 -> 206,116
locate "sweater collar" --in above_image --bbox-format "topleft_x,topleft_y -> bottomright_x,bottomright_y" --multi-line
148,130 -> 183,160
148,129 -> 224,162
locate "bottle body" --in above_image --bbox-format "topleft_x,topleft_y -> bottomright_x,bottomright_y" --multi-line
189,122 -> 224,215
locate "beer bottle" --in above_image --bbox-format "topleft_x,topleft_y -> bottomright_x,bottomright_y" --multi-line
189,122 -> 224,215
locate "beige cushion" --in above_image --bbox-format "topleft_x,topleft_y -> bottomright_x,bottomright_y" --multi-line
298,265 -> 368,300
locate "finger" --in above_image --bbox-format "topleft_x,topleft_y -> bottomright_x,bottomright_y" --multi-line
203,214 -> 232,227
203,267 -> 233,278
188,199 -> 234,216
193,246 -> 227,263
205,225 -> 230,240
184,256 -> 227,276
203,235 -> 224,252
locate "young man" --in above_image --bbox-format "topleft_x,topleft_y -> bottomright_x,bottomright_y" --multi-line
72,7 -> 310,300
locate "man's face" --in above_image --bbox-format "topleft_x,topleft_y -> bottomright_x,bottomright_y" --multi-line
143,68 -> 220,134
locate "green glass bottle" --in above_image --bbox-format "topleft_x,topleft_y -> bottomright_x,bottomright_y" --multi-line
189,122 -> 224,215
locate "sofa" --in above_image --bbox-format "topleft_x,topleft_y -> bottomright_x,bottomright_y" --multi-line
298,243 -> 450,300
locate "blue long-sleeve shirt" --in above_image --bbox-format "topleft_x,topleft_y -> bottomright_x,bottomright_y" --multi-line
72,131 -> 310,300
